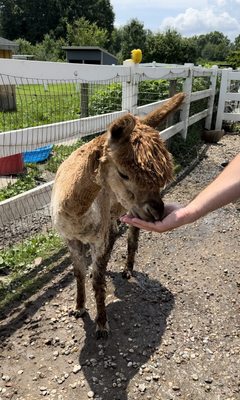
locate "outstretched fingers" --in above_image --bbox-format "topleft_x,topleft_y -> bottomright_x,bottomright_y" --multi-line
120,203 -> 185,233
120,215 -> 162,232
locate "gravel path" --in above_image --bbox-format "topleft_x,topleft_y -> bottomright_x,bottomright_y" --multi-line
0,133 -> 239,400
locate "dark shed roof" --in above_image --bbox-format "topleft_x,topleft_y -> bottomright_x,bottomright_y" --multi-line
0,37 -> 19,51
62,46 -> 117,64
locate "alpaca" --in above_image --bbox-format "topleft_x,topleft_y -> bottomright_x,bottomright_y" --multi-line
51,93 -> 185,338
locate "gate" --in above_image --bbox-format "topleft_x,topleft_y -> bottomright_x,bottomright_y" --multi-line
216,68 -> 240,130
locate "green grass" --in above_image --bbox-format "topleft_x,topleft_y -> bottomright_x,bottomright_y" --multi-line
0,82 -> 111,132
44,139 -> 85,173
0,82 -> 81,132
0,230 -> 62,274
169,121 -> 204,169
0,164 -> 41,201
0,230 -> 65,309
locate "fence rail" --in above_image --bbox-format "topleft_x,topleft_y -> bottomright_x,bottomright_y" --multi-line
0,111 -> 127,157
0,59 -> 234,228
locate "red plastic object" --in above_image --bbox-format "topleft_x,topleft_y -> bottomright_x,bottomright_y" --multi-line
0,153 -> 24,175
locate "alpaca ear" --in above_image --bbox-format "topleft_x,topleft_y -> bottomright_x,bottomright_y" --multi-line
109,113 -> 136,143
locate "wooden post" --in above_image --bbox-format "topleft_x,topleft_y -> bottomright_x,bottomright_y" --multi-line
80,83 -> 89,117
205,65 -> 218,130
180,63 -> 194,140
122,60 -> 139,114
215,69 -> 229,130
167,79 -> 177,127
0,48 -> 17,112
0,84 -> 17,112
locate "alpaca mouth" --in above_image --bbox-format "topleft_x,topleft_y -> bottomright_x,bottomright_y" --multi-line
131,200 -> 164,222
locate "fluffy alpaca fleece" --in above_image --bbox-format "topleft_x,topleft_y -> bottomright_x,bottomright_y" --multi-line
51,92 -> 185,338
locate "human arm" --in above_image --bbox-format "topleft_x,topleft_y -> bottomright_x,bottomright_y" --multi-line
120,153 -> 240,233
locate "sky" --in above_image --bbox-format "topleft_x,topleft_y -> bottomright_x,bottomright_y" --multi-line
110,0 -> 240,42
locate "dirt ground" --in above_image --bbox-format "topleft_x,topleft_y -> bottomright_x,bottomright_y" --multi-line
0,133 -> 239,400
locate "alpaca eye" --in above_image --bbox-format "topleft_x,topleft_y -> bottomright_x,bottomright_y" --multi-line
117,170 -> 129,180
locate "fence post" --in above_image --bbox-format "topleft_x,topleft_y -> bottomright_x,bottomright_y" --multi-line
167,79 -> 177,127
0,84 -> 17,112
205,65 -> 218,130
215,68 -> 230,130
180,63 -> 194,139
122,60 -> 139,114
81,83 -> 89,117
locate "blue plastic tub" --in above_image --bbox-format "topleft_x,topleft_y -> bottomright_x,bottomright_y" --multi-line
23,145 -> 53,163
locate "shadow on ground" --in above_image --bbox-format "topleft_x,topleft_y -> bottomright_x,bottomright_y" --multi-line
0,249 -> 72,342
79,270 -> 174,400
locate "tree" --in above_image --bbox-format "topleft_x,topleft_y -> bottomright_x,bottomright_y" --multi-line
234,34 -> 240,50
0,0 -> 60,43
201,43 -> 218,61
195,31 -> 231,61
34,35 -> 66,61
0,0 -> 114,43
66,18 -> 109,48
147,29 -> 197,64
58,0 -> 114,33
108,28 -> 124,56
180,37 -> 198,64
204,31 -> 229,46
116,19 -> 148,63
226,50 -> 240,69
15,35 -> 66,61
15,38 -> 35,56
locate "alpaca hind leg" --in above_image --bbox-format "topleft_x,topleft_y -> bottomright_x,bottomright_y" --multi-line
68,239 -> 87,317
122,226 -> 140,279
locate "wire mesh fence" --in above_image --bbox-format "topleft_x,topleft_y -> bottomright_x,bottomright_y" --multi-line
0,75 -> 124,132
0,204 -> 51,251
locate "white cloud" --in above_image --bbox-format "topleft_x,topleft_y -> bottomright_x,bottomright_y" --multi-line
110,0 -> 240,39
111,0 -> 207,10
159,7 -> 240,36
214,0 -> 227,5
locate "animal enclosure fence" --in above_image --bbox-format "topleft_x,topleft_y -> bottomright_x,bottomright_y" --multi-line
0,58 -> 230,251
216,68 -> 240,130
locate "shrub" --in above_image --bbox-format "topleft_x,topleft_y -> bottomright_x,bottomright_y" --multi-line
89,84 -> 122,115
89,80 -> 177,115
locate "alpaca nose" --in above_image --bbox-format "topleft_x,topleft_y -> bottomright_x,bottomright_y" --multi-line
142,199 -> 165,222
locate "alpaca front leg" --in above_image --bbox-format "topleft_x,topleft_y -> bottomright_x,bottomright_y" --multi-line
92,263 -> 109,339
91,227 -> 117,338
68,239 -> 87,317
122,226 -> 140,279
74,265 -> 86,317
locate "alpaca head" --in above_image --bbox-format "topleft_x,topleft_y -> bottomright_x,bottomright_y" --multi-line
102,113 -> 174,221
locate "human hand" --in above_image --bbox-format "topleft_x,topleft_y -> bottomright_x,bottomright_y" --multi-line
120,203 -> 191,233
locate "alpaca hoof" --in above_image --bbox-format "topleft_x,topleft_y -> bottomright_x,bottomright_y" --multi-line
122,269 -> 132,279
96,328 -> 109,340
96,322 -> 109,339
69,307 -> 86,319
96,330 -> 108,340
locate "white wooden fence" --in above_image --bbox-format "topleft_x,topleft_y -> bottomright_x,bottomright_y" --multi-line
216,68 -> 240,130
0,59 -> 223,227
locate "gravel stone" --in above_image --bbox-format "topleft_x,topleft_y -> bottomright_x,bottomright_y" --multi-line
72,365 -> 82,374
